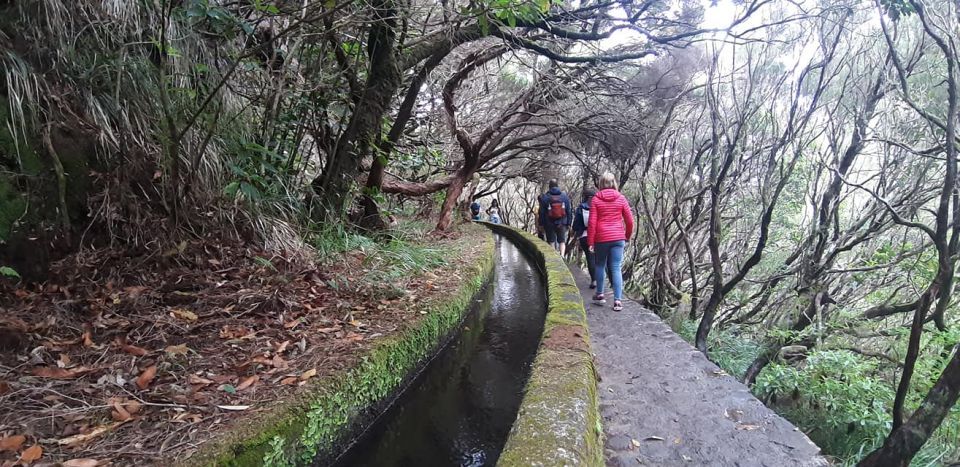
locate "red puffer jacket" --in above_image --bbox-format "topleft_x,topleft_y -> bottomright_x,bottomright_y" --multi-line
587,188 -> 634,247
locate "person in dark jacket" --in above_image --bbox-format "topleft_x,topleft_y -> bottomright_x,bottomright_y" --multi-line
572,189 -> 611,289
469,196 -> 482,221
539,179 -> 573,255
572,189 -> 596,287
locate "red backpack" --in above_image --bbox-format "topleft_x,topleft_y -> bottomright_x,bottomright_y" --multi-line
548,194 -> 566,220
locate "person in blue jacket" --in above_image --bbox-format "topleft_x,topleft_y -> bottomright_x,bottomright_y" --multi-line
538,179 -> 572,255
469,197 -> 482,221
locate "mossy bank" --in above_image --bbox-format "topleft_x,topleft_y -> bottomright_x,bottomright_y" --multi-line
179,226 -> 495,466
479,222 -> 604,467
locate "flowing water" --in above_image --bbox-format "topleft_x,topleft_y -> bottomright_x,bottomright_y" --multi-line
328,236 -> 547,467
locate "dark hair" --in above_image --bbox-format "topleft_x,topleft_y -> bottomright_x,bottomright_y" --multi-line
491,198 -> 500,207
548,179 -> 559,188
582,189 -> 595,201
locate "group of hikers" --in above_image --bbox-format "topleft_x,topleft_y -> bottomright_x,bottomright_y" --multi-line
470,172 -> 634,312
538,174 -> 634,312
470,198 -> 501,224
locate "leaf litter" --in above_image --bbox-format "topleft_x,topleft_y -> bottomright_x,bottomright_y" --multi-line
0,227 -> 485,465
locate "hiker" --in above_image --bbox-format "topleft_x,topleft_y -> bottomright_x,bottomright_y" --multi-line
470,197 -> 482,221
487,199 -> 502,224
572,189 -> 612,290
573,189 -> 598,287
587,172 -> 634,312
538,179 -> 572,255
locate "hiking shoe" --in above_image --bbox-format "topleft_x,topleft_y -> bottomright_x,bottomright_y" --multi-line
613,301 -> 623,312
589,281 -> 596,289
592,294 -> 606,305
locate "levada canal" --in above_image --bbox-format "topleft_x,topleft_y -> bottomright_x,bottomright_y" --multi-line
328,235 -> 548,467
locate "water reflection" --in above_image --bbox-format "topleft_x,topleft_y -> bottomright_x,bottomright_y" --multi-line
328,235 -> 547,467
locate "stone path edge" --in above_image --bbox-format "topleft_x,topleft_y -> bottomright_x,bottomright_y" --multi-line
479,222 -> 604,467
177,228 -> 496,467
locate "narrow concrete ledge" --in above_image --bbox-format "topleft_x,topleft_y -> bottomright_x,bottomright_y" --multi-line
180,231 -> 495,467
478,222 -> 603,467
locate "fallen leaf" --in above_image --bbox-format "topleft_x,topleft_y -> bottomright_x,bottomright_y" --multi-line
348,320 -> 365,328
119,341 -> 149,357
57,354 -> 71,368
300,368 -> 317,381
236,375 -> 259,391
219,384 -> 237,394
274,340 -> 290,353
344,332 -> 364,343
19,444 -> 42,464
279,376 -> 298,385
0,380 -> 9,395
63,459 -> 101,467
135,365 -> 157,390
82,324 -> 94,347
271,355 -> 288,369
125,400 -> 143,414
30,366 -> 94,379
0,435 -> 25,452
111,401 -> 131,421
58,422 -> 125,447
216,405 -> 249,411
219,325 -> 253,340
164,344 -> 190,356
124,285 -> 148,298
189,375 -> 214,386
736,423 -> 761,431
171,308 -> 198,321
172,412 -> 203,423
631,439 -> 641,448
644,435 -> 665,441
283,318 -> 302,329
316,326 -> 340,334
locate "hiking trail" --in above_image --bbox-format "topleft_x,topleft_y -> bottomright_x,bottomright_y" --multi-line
572,266 -> 827,467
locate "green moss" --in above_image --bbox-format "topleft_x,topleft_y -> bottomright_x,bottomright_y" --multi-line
182,228 -> 495,467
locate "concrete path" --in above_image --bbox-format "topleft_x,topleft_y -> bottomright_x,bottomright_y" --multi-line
572,266 -> 827,467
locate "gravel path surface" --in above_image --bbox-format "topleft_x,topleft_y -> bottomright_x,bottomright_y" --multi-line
573,266 -> 827,467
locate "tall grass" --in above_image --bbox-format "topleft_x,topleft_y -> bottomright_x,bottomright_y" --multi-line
308,220 -> 448,296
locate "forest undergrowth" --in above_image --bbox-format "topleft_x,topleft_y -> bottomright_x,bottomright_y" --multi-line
0,215 -> 480,465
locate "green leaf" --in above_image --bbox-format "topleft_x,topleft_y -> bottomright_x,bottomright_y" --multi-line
239,181 -> 262,200
0,266 -> 20,279
221,384 -> 237,394
478,15 -> 490,35
224,181 -> 240,196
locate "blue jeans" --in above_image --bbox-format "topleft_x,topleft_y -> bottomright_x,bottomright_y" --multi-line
594,240 -> 625,300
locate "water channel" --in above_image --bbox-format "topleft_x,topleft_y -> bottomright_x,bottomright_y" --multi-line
328,235 -> 547,467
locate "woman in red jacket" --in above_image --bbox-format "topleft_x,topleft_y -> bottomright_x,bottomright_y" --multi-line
587,172 -> 634,311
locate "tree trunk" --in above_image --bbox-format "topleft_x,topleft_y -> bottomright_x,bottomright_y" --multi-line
858,346 -> 960,467
312,0 -> 401,218
436,168 -> 471,231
